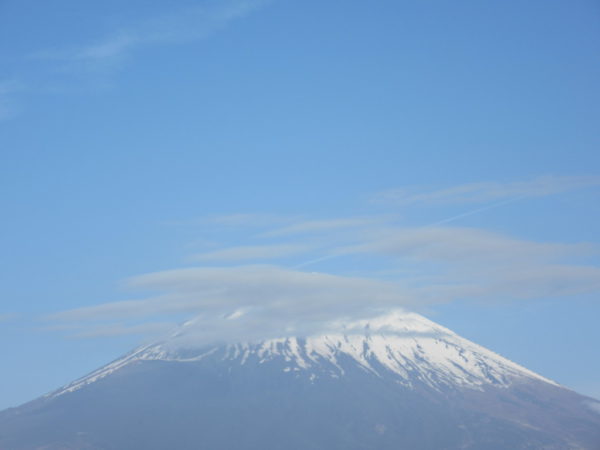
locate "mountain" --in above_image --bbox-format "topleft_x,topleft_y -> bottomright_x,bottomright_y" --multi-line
1,311 -> 599,449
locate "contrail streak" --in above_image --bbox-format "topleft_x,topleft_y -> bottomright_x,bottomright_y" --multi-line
293,196 -> 527,269
293,254 -> 338,269
430,196 -> 526,226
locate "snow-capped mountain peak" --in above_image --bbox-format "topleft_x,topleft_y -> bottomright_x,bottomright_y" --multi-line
50,310 -> 556,397
8,309 -> 600,450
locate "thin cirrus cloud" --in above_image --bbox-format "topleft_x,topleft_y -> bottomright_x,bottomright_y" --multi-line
0,80 -> 23,121
372,175 -> 600,206
2,0 -> 270,120
259,217 -> 385,237
333,226 -> 600,302
72,322 -> 178,339
45,265 -> 413,342
189,213 -> 296,228
45,225 -> 600,342
0,313 -> 18,323
34,0 -> 269,71
399,263 -> 600,305
337,226 -> 595,266
190,244 -> 311,262
44,175 -> 600,342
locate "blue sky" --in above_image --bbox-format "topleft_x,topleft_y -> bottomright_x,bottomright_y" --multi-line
1,0 -> 600,409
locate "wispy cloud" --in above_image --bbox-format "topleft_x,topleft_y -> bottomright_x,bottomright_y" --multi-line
46,224 -> 600,342
71,322 -> 177,339
183,213 -> 295,228
0,80 -> 24,121
0,313 -> 18,323
339,226 -> 593,266
46,265 -> 412,341
34,0 -> 269,73
372,175 -> 600,206
191,244 -> 311,262
44,175 -> 600,343
335,226 -> 600,303
260,217 -> 385,237
4,0 -> 270,118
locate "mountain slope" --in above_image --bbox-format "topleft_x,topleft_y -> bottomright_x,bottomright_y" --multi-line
2,311 -> 599,449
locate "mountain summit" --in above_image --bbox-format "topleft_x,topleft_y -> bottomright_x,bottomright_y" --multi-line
2,311 -> 599,449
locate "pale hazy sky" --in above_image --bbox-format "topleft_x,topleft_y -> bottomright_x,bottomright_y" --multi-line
1,0 -> 600,409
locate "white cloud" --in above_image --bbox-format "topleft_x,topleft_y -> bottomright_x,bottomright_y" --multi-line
373,175 -> 600,206
46,226 -> 600,342
46,265 -> 413,340
5,1 -> 270,117
75,34 -> 138,62
34,0 -> 270,73
0,80 -> 24,121
261,217 -> 384,237
191,213 -> 295,228
0,313 -> 17,323
72,321 -> 177,338
191,244 -> 310,262
339,226 -> 593,266
333,226 -> 600,303
43,177 -> 600,343
410,265 -> 600,305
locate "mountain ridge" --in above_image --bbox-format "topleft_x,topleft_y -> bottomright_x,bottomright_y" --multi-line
2,310 -> 600,450
50,310 -> 558,399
